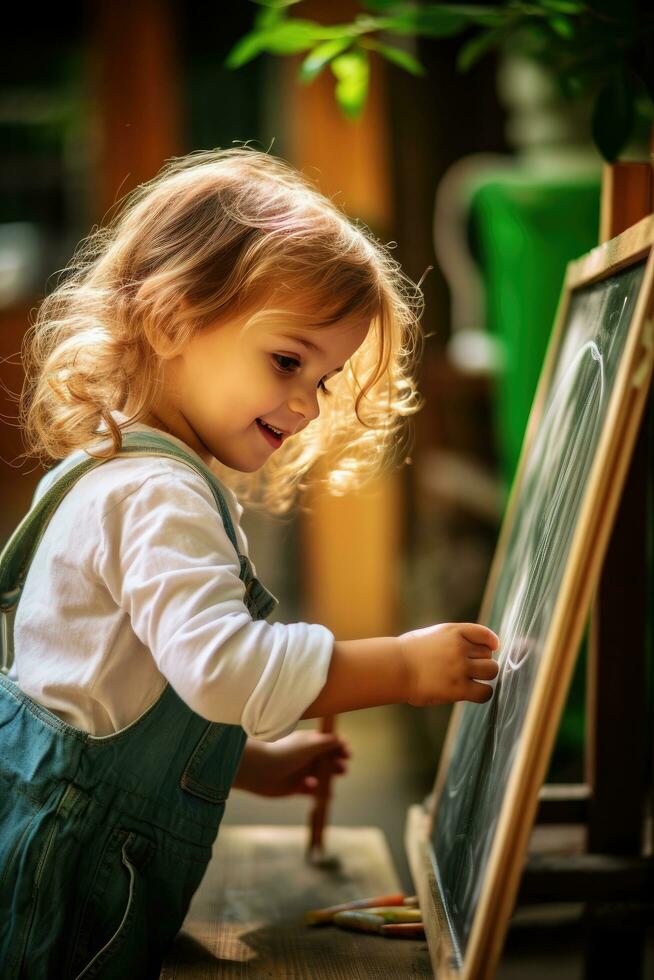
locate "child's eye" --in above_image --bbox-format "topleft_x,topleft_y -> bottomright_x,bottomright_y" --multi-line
273,354 -> 331,395
273,354 -> 300,374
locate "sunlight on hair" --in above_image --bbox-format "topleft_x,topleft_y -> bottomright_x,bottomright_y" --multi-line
20,147 -> 425,512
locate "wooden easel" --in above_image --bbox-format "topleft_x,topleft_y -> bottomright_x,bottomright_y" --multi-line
520,154 -> 654,978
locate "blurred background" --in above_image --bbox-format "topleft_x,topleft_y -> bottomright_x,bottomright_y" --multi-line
1,1 -> 631,975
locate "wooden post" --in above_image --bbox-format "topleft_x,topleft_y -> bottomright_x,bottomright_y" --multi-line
282,0 -> 400,644
584,156 -> 653,978
91,0 -> 182,217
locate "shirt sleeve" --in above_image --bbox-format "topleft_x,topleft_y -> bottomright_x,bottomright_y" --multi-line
95,469 -> 333,741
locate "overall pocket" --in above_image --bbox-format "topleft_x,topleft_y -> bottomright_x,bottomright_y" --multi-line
0,780 -> 88,980
69,827 -> 154,980
180,722 -> 246,804
0,785 -> 46,978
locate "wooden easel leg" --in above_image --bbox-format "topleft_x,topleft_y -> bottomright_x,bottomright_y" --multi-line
584,158 -> 654,980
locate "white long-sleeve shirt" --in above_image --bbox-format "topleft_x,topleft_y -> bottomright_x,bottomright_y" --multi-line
8,419 -> 333,739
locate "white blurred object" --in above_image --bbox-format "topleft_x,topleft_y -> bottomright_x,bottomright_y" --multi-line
433,52 -> 600,379
0,223 -> 42,308
417,447 -> 506,524
433,152 -> 512,366
448,327 -> 506,376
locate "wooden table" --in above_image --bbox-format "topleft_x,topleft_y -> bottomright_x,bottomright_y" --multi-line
160,825 -> 433,979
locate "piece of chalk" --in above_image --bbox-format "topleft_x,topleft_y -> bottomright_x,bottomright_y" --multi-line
305,892 -> 406,926
333,911 -> 384,934
363,907 -> 422,923
383,922 -> 426,938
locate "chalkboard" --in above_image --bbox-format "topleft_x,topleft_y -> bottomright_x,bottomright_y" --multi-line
406,215 -> 654,980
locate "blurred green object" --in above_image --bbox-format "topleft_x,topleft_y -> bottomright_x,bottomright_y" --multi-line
470,172 -> 601,484
470,172 -> 601,777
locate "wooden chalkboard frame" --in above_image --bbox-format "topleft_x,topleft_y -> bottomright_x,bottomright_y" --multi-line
405,214 -> 654,980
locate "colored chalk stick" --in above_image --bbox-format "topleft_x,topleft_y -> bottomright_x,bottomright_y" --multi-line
382,922 -> 426,938
332,911 -> 385,934
363,907 -> 422,923
304,892 -> 406,925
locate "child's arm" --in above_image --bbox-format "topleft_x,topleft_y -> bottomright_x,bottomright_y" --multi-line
301,623 -> 499,718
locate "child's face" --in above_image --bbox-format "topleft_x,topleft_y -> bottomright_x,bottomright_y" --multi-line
150,305 -> 370,471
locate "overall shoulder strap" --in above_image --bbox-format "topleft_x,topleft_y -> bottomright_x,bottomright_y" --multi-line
117,435 -> 277,621
117,432 -> 241,549
0,430 -> 277,673
0,431 -> 241,618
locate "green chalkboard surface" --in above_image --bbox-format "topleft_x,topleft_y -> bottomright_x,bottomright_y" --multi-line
407,215 -> 654,980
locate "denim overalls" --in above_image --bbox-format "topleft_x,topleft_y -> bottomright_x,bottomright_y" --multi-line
0,431 -> 277,978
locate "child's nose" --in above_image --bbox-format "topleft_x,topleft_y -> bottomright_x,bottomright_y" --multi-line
288,387 -> 320,425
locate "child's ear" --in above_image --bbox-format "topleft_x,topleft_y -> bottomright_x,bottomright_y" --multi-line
143,321 -> 185,361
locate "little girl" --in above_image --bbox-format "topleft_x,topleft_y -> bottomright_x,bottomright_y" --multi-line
0,148 -> 499,978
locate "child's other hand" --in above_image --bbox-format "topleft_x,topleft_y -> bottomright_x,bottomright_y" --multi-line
399,623 -> 499,707
265,730 -> 350,797
235,731 -> 350,798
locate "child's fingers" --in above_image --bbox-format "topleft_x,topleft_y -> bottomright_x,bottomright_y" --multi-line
302,762 -> 347,794
460,624 -> 499,650
468,659 -> 499,681
313,732 -> 350,752
310,757 -> 348,777
315,743 -> 350,765
467,643 -> 497,659
302,733 -> 350,759
324,740 -> 350,761
465,680 -> 495,704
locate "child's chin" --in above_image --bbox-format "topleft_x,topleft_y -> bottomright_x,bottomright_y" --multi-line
217,455 -> 266,474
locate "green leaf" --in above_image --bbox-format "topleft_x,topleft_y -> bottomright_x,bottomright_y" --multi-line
254,6 -> 284,30
559,69 -> 585,98
385,4 -> 504,37
440,4 -> 507,26
226,18 -> 342,69
384,8 -> 465,37
263,20 -> 328,55
225,31 -> 267,69
364,39 -> 426,76
331,49 -> 370,120
457,25 -> 507,71
539,0 -> 586,12
548,14 -> 575,39
299,37 -> 355,83
591,71 -> 636,162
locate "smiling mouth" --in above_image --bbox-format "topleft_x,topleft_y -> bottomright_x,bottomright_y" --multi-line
256,418 -> 285,448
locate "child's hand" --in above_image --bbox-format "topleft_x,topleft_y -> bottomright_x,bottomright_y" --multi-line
234,731 -> 350,798
399,623 -> 499,707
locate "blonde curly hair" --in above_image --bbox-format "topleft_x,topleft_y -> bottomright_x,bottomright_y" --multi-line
21,147 -> 424,513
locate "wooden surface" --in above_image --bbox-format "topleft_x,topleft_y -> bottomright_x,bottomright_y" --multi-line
160,825 -> 432,979
405,805 -> 459,980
